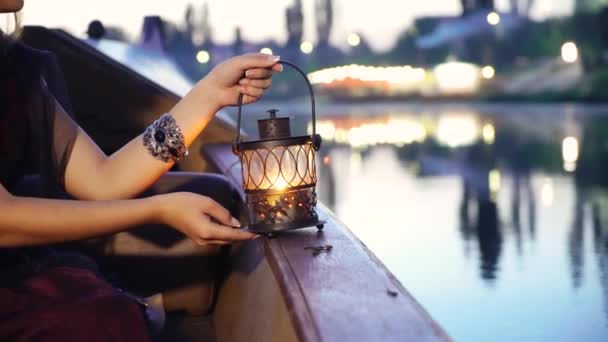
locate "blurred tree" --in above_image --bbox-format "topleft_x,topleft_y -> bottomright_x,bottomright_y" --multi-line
478,0 -> 495,9
104,27 -> 129,41
311,0 -> 344,68
518,19 -> 570,59
571,12 -> 605,71
509,0 -> 535,17
184,4 -> 199,47
200,2 -> 214,47
385,22 -> 450,66
233,27 -> 243,55
348,32 -> 374,64
384,28 -> 419,64
316,0 -> 333,48
576,115 -> 608,188
461,0 -> 495,16
576,0 -> 608,13
600,7 -> 608,46
185,4 -> 194,37
284,0 -> 304,65
183,2 -> 213,47
286,0 -> 303,49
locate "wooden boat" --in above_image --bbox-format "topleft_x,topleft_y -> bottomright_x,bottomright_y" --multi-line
20,25 -> 451,342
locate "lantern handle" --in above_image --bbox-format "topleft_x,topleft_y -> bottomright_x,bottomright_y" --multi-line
234,60 -> 320,152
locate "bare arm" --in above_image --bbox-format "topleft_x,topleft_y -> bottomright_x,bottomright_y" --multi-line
0,182 -> 256,248
0,182 -> 156,247
64,54 -> 281,200
0,54 -> 270,247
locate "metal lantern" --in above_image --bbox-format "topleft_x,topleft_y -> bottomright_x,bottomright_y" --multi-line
233,61 -> 324,235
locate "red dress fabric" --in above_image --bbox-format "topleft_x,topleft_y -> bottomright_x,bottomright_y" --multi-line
0,267 -> 150,341
0,42 -> 150,341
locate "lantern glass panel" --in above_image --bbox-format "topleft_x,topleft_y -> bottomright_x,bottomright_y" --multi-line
241,143 -> 317,192
278,146 -> 297,189
295,144 -> 316,185
242,149 -> 265,189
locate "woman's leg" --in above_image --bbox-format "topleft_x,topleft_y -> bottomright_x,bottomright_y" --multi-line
132,172 -> 242,315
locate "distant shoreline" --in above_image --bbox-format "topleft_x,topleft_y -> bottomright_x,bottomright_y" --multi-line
246,97 -> 608,117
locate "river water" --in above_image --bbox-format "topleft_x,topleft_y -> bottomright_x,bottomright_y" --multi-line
237,101 -> 608,342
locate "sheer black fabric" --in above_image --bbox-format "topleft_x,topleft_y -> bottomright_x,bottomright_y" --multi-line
0,39 -> 81,284
0,39 -> 78,195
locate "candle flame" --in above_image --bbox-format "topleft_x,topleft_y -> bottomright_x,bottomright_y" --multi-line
273,177 -> 289,191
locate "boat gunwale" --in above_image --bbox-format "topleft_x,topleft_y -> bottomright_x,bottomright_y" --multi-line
204,143 -> 452,342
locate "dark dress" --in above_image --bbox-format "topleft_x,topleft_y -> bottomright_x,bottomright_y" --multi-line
0,41 -> 150,341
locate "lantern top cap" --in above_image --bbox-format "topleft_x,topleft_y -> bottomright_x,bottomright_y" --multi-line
258,108 -> 290,140
267,108 -> 280,119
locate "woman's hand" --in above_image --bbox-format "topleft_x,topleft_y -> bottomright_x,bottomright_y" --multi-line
154,192 -> 258,245
201,53 -> 282,107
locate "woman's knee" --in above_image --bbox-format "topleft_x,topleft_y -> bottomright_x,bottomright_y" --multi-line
189,173 -> 242,216
150,172 -> 243,215
33,291 -> 149,341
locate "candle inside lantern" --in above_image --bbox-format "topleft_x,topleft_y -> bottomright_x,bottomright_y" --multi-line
241,144 -> 316,192
274,177 -> 288,191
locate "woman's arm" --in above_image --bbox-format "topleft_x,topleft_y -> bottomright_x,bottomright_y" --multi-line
63,53 -> 281,200
0,182 -> 256,248
0,182 -> 155,246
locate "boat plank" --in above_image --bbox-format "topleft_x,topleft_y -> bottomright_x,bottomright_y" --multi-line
203,144 -> 451,342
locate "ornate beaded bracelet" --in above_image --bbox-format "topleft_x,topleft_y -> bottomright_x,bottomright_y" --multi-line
143,113 -> 189,163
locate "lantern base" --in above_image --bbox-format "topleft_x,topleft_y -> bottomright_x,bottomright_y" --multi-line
246,218 -> 326,235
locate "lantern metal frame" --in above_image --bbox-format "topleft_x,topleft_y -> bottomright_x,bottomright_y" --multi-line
233,61 -> 324,235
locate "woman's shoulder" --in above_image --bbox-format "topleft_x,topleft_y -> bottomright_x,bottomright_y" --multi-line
8,41 -> 53,68
1,41 -> 48,75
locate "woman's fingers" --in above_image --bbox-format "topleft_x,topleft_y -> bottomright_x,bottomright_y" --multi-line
199,197 -> 239,227
237,63 -> 281,102
271,63 -> 283,72
233,53 -> 280,70
239,78 -> 272,89
203,240 -> 232,246
205,221 -> 259,241
238,85 -> 264,99
244,68 -> 276,79
244,63 -> 283,79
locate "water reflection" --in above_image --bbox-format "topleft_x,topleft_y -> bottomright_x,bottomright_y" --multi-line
316,147 -> 336,209
317,109 -> 608,341
569,187 -> 608,322
233,103 -> 608,341
591,193 -> 608,321
459,137 -> 508,281
502,133 -> 537,250
569,186 -> 586,289
573,115 -> 608,322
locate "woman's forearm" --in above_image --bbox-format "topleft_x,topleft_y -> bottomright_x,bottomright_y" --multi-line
98,80 -> 219,199
64,54 -> 278,201
67,80 -> 220,200
0,194 -> 159,247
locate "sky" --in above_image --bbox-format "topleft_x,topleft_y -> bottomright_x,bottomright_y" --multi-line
17,0 -> 575,52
